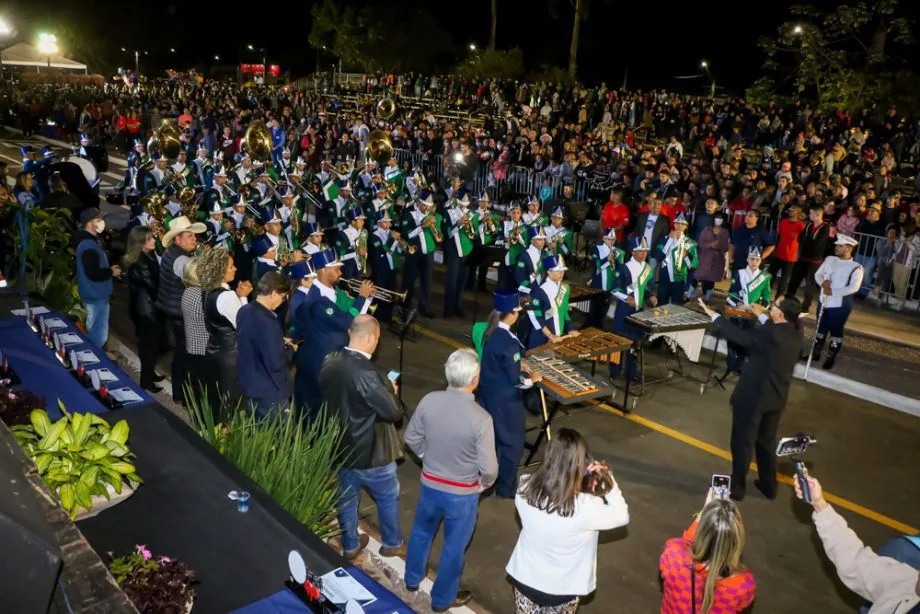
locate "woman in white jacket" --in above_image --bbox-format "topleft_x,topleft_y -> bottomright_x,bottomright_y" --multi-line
506,428 -> 630,613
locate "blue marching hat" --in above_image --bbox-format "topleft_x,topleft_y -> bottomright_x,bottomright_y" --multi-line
345,207 -> 366,222
494,287 -> 522,313
40,145 -> 54,158
747,246 -> 762,260
251,234 -> 273,257
230,193 -> 242,206
312,248 -> 343,269
133,138 -> 144,148
542,254 -> 568,272
287,259 -> 316,280
150,151 -> 162,161
673,212 -> 689,226
79,134 -> 91,144
527,226 -> 546,241
629,236 -> 650,252
20,145 -> 33,157
304,222 -> 324,236
373,210 -> 392,223
258,207 -> 282,225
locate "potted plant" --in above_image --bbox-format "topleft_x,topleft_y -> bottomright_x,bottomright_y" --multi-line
108,544 -> 198,613
11,405 -> 142,520
0,388 -> 46,427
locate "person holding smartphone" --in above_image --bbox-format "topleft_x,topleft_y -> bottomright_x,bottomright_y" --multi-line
506,428 -> 629,613
794,475 -> 920,613
659,488 -> 756,614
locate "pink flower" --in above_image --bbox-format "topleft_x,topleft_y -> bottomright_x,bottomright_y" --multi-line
158,556 -> 172,563
135,544 -> 152,560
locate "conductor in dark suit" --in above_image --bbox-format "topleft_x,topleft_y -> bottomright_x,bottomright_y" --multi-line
697,296 -> 804,502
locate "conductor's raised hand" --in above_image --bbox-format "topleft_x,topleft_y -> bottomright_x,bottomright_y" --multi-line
697,298 -> 716,317
359,280 -> 374,298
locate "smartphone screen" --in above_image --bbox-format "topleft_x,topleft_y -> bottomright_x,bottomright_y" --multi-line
712,474 -> 731,496
387,370 -> 400,383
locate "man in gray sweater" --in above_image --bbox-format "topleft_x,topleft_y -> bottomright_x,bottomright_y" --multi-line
403,348 -> 498,613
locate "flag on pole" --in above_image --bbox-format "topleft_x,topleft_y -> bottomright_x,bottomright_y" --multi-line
322,180 -> 339,201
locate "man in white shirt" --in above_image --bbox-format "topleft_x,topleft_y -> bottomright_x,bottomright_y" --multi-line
812,235 -> 864,370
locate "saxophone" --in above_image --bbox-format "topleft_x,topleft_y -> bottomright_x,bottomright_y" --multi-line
356,229 -> 369,275
277,234 -> 293,266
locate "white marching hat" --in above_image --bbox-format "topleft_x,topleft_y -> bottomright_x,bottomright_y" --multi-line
835,234 -> 858,247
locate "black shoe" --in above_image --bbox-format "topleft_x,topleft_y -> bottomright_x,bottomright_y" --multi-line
433,590 -> 473,612
754,479 -> 777,500
822,340 -> 841,370
729,488 -> 745,502
153,373 -> 166,383
142,383 -> 163,393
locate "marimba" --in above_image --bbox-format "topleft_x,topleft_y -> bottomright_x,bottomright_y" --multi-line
527,327 -> 633,363
522,352 -> 613,406
568,285 -> 610,303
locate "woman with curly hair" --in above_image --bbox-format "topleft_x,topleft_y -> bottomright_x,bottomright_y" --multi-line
197,245 -> 252,416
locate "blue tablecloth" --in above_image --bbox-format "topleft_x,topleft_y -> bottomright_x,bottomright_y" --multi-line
0,312 -> 153,419
232,566 -> 414,614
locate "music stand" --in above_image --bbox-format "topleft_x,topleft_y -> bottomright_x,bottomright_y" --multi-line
567,201 -> 593,267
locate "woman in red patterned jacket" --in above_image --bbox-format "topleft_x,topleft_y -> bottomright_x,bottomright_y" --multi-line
659,490 -> 756,613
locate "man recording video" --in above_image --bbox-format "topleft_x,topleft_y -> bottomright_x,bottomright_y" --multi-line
794,474 -> 920,613
697,297 -> 803,501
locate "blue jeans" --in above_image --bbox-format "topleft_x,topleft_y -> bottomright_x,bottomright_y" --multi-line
83,299 -> 110,349
247,397 -> 287,419
337,462 -> 403,552
405,485 -> 479,609
855,254 -> 876,298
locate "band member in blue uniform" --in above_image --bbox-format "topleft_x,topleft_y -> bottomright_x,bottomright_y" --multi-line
514,226 -> 547,297
292,249 -> 374,419
478,288 -> 542,498
288,258 -> 317,318
526,254 -> 579,349
655,213 -> 698,305
333,207 -> 368,279
812,235 -> 863,370
725,246 -> 772,373
302,223 -> 327,256
610,236 -> 657,383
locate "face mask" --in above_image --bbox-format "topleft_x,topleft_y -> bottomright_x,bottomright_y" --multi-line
714,218 -> 723,227
95,220 -> 106,233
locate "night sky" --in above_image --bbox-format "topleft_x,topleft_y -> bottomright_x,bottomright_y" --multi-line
3,0 -> 916,93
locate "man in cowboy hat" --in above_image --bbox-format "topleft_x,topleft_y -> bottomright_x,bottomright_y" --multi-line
292,249 -> 374,419
156,215 -> 207,404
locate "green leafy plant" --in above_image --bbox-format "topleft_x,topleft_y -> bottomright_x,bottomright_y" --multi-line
186,387 -> 345,539
108,545 -> 198,614
11,207 -> 85,323
11,404 -> 142,519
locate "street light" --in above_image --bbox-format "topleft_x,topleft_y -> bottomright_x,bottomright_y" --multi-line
169,48 -> 176,53
793,25 -> 803,34
700,60 -> 708,68
469,43 -> 477,52
700,60 -> 715,98
214,54 -> 220,61
247,44 -> 254,51
37,33 -> 58,70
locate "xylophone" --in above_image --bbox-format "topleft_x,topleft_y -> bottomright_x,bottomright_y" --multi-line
527,327 -> 633,364
522,351 -> 613,406
568,285 -> 610,303
724,305 -> 758,319
626,304 -> 712,363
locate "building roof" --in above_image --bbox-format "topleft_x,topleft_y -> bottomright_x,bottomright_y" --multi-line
1,43 -> 87,70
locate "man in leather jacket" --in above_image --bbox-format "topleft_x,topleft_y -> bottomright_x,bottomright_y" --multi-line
320,315 -> 406,561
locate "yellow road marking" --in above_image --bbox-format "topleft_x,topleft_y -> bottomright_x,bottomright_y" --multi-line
413,323 -> 919,534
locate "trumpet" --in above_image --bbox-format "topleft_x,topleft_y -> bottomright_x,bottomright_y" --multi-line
460,212 -> 476,240
480,211 -> 498,235
390,230 -> 417,254
337,277 -> 407,304
423,213 -> 443,243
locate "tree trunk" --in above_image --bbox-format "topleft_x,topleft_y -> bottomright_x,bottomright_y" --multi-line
489,0 -> 498,51
568,0 -> 583,79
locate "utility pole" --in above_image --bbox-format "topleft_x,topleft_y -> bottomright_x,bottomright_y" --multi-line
622,63 -> 628,90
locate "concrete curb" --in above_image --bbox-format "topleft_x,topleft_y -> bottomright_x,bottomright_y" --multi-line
702,334 -> 920,417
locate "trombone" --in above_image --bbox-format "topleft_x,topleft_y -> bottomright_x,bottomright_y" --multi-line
337,277 -> 407,303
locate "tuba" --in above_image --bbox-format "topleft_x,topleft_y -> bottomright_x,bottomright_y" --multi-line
140,192 -> 169,241
367,129 -> 393,167
155,119 -> 182,159
243,120 -> 273,163
377,98 -> 397,121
